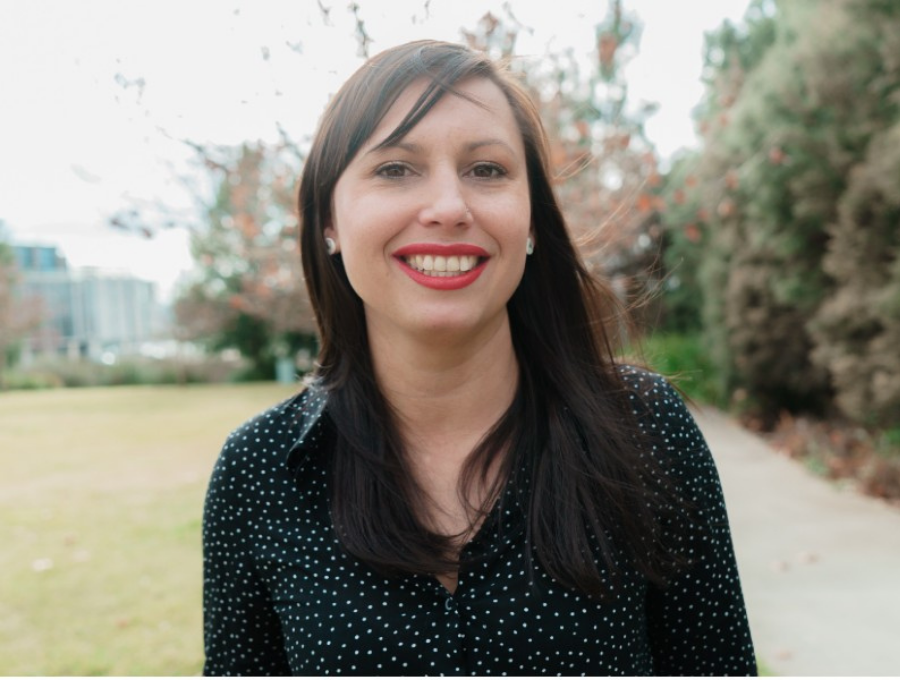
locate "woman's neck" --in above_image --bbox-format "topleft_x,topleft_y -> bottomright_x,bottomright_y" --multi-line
367,315 -> 519,459
367,314 -> 518,546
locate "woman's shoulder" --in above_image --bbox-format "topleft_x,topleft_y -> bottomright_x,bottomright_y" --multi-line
615,364 -> 712,463
213,382 -> 328,475
616,364 -> 686,415
204,384 -> 332,540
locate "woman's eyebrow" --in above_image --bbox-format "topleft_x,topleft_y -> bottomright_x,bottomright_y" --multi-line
369,140 -> 420,155
465,139 -> 516,154
365,138 -> 515,156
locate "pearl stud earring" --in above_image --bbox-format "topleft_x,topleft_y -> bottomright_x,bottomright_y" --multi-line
526,237 -> 535,255
325,237 -> 337,255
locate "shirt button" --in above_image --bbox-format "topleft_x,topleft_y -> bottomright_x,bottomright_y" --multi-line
445,597 -> 454,612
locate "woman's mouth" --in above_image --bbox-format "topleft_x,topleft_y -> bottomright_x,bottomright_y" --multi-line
401,254 -> 485,277
393,245 -> 490,290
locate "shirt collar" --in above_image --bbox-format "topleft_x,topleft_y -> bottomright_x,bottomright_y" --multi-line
285,380 -> 331,471
283,380 -> 528,563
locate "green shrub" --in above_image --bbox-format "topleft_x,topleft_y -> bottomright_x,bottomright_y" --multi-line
2,371 -> 64,390
636,332 -> 728,408
808,121 -> 900,429
878,427 -> 900,459
660,0 -> 900,426
4,356 -> 250,390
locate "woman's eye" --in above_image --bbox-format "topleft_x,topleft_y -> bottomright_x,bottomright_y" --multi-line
376,162 -> 412,178
470,163 -> 506,179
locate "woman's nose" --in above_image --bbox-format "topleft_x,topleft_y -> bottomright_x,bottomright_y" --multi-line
417,171 -> 471,228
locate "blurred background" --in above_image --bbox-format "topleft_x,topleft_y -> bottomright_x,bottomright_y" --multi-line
1,0 -> 899,675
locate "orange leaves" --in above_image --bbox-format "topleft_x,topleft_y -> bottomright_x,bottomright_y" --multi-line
725,169 -> 740,190
575,119 -> 591,141
717,197 -> 737,218
718,92 -> 736,109
549,141 -> 569,175
636,193 -> 654,214
235,213 -> 260,240
598,32 -> 619,73
768,146 -> 786,165
227,294 -> 244,311
664,163 -> 740,240
684,224 -> 702,243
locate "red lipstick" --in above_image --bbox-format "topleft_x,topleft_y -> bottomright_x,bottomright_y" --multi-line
393,243 -> 489,257
393,243 -> 490,291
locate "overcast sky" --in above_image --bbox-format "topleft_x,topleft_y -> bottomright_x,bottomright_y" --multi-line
0,0 -> 751,300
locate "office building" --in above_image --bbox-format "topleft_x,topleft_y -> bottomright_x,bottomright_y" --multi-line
14,244 -> 166,360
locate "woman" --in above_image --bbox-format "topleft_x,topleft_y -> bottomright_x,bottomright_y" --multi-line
203,40 -> 756,675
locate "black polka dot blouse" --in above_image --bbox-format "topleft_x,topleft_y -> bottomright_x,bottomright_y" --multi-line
202,368 -> 756,675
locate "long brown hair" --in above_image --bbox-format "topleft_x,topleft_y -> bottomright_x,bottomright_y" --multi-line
298,40 -> 684,599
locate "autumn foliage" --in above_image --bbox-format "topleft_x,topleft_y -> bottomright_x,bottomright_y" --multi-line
173,140 -> 316,377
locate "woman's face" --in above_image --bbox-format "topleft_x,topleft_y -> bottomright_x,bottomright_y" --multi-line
327,77 -> 532,345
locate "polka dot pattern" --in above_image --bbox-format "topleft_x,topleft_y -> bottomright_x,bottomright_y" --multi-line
202,368 -> 756,675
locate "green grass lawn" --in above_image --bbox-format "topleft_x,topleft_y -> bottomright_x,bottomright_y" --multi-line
0,382 -> 299,675
1,382 -> 775,675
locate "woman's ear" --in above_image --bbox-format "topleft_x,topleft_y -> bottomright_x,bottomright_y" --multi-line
324,224 -> 340,255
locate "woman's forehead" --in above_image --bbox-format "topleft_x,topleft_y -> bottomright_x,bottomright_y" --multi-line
364,76 -> 520,151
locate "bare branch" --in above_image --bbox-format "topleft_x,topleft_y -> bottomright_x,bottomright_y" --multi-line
348,3 -> 372,59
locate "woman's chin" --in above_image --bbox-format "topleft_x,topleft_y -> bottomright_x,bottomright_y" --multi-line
366,308 -> 510,347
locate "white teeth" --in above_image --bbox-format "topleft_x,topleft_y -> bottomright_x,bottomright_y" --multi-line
403,254 -> 482,276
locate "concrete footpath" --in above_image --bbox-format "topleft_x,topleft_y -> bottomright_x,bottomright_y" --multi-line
695,406 -> 900,676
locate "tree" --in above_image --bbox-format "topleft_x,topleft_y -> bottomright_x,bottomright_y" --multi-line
112,2 -> 663,373
0,225 -> 43,389
0,239 -> 20,387
804,0 -> 900,428
809,119 -> 900,427
106,2 -> 360,378
661,0 -> 900,426
173,140 -> 316,379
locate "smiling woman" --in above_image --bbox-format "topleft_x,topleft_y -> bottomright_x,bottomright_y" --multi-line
327,76 -> 531,343
202,40 -> 756,675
